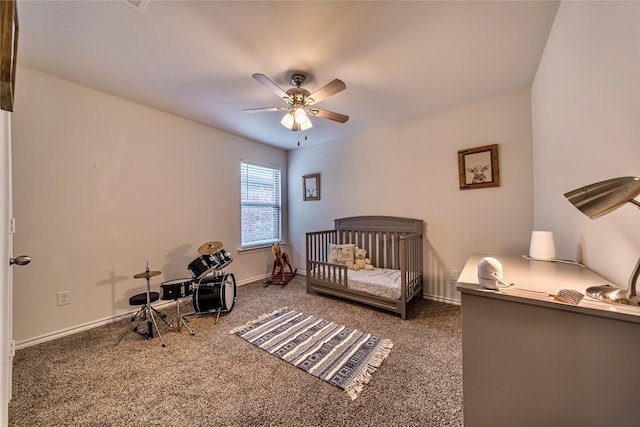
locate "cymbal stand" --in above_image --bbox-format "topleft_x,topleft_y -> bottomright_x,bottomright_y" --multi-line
132,265 -> 167,347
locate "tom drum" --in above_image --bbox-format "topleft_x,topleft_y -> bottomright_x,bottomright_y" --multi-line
187,253 -> 222,278
213,248 -> 233,270
160,278 -> 193,300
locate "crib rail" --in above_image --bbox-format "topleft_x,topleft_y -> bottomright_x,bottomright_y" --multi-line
307,260 -> 348,287
400,233 -> 423,301
306,229 -> 336,264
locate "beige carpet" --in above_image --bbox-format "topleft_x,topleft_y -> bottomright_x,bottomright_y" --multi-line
9,275 -> 463,426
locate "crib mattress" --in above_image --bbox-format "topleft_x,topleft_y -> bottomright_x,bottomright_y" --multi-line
313,267 -> 402,300
347,268 -> 402,300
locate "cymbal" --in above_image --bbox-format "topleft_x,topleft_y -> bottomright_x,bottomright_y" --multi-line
133,270 -> 161,279
198,240 -> 223,255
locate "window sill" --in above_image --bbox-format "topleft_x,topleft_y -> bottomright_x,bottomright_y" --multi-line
237,242 -> 286,254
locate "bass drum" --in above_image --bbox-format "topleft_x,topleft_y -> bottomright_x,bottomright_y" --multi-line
193,273 -> 236,313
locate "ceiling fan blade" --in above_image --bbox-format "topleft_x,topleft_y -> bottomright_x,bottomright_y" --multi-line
309,108 -> 349,123
243,106 -> 288,114
306,79 -> 346,105
252,73 -> 290,102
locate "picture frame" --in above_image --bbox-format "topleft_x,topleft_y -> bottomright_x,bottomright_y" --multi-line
303,173 -> 320,201
458,144 -> 500,190
0,0 -> 18,112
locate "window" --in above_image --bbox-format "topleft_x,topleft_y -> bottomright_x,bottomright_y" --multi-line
240,161 -> 281,247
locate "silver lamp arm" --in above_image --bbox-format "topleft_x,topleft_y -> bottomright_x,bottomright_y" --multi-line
628,198 -> 640,298
628,256 -> 640,298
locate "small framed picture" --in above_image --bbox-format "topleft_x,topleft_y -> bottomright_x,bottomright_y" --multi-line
458,144 -> 500,190
303,173 -> 320,201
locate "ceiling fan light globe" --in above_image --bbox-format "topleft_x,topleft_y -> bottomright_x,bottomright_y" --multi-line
294,108 -> 308,124
300,117 -> 313,131
281,113 -> 294,129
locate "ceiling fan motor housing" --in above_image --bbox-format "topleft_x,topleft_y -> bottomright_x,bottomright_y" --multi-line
291,72 -> 306,87
286,88 -> 310,105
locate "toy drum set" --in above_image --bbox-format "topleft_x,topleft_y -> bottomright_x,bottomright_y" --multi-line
160,240 -> 237,331
122,240 -> 236,346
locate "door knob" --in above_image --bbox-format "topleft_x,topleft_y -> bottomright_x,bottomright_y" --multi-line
9,255 -> 31,266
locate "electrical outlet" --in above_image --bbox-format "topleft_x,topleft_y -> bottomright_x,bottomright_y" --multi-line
57,290 -> 71,306
450,269 -> 459,281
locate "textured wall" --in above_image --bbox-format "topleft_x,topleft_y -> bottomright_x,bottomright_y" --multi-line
288,88 -> 534,304
11,67 -> 287,344
532,1 -> 640,285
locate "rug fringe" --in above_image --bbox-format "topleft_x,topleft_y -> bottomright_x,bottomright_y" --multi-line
344,338 -> 394,400
228,306 -> 290,334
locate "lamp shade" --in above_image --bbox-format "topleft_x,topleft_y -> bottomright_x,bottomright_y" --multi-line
529,231 -> 556,261
564,176 -> 640,219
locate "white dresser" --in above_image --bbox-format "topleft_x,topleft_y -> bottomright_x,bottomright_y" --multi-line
456,253 -> 640,427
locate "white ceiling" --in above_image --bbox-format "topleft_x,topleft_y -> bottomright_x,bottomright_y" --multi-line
16,0 -> 559,150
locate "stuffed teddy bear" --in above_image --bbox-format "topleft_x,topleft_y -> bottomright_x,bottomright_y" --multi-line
352,247 -> 374,271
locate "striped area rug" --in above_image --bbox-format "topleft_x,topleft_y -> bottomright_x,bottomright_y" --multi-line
229,307 -> 393,400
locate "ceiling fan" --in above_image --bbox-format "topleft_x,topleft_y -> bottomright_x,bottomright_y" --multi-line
243,72 -> 349,132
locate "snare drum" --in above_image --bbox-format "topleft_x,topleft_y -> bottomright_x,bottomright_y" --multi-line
160,278 -> 193,300
187,253 -> 222,278
193,273 -> 236,313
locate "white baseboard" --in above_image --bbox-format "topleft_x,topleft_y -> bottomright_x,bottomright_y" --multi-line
15,274 -> 270,350
14,308 -> 165,350
423,293 -> 461,306
235,273 -> 270,287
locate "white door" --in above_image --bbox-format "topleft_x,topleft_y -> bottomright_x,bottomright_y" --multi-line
0,110 -> 25,425
0,110 -> 13,426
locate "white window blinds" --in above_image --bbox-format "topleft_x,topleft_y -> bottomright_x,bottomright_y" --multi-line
240,162 -> 281,247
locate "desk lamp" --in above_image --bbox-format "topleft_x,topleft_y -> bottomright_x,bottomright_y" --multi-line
564,176 -> 640,306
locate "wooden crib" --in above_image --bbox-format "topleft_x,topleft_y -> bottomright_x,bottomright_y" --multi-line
306,216 -> 424,319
